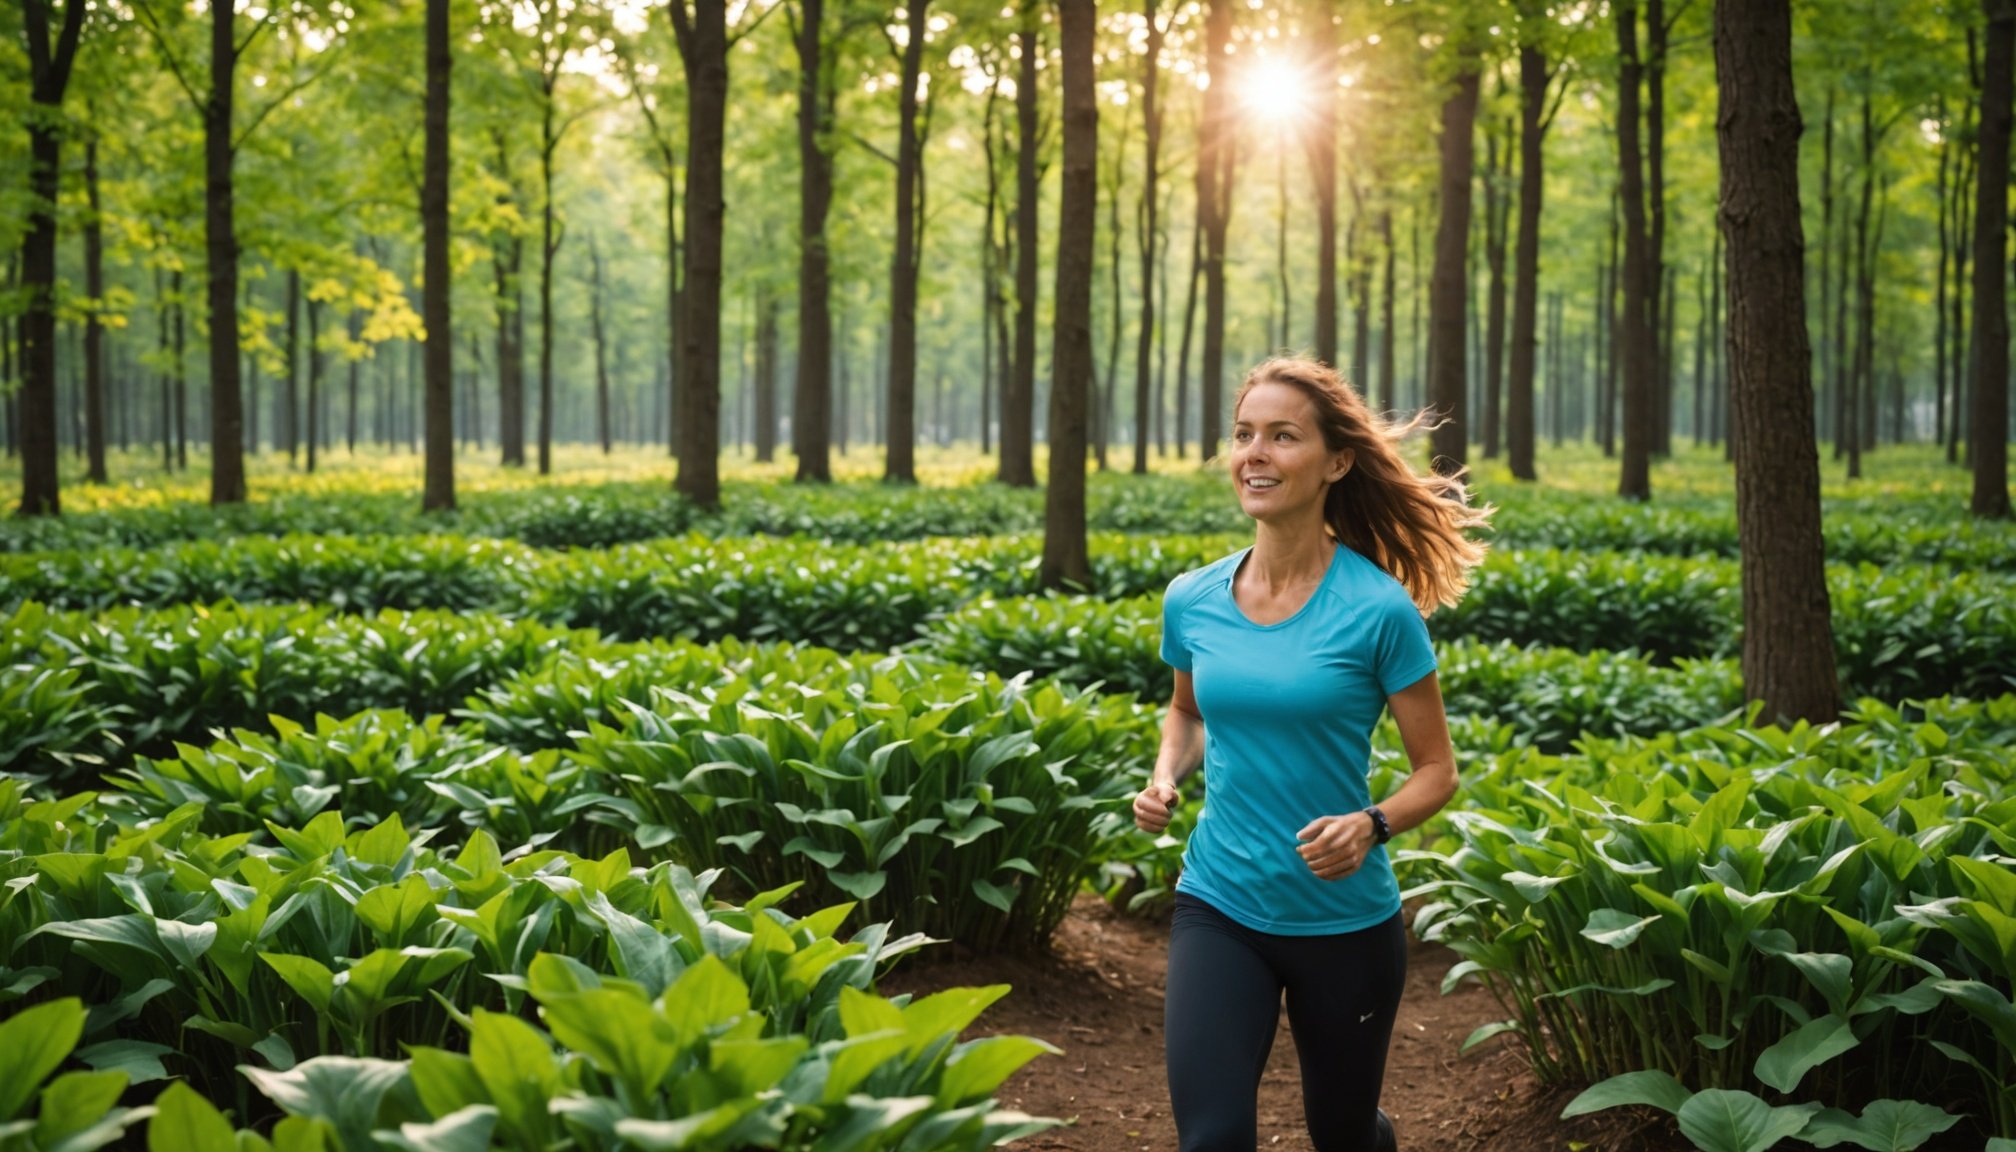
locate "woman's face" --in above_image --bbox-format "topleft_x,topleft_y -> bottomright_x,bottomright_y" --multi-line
1228,381 -> 1354,524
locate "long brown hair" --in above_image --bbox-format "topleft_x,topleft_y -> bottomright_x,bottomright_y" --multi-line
1233,357 -> 1492,614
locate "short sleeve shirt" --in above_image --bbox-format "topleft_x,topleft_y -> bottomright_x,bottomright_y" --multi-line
1160,544 -> 1437,935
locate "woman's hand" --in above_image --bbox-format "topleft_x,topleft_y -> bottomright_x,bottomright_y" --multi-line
1134,782 -> 1181,834
1295,812 -> 1377,881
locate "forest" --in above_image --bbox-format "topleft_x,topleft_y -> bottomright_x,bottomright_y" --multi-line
3,2 -> 2016,1152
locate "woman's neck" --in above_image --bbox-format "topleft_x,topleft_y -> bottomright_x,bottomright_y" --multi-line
1247,516 -> 1335,591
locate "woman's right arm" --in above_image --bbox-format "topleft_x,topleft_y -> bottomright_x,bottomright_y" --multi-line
1134,671 -> 1204,833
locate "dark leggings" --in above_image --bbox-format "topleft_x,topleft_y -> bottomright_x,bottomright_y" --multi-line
1165,893 -> 1407,1152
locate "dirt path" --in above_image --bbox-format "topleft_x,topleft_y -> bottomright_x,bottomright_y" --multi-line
881,895 -> 1683,1152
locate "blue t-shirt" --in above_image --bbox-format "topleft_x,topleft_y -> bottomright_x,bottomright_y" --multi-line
1159,544 -> 1437,935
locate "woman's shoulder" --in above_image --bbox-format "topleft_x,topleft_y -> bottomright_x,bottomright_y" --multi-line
1164,548 -> 1246,607
1330,546 -> 1422,617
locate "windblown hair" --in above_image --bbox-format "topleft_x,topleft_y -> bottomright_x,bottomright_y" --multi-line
1234,357 -> 1492,614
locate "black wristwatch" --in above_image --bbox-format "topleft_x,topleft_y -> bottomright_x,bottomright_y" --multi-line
1363,805 -> 1391,845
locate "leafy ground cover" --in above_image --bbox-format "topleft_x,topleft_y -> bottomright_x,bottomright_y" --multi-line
3,449 -> 2012,1150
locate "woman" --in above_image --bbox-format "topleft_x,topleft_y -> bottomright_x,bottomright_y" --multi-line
1134,357 -> 1489,1152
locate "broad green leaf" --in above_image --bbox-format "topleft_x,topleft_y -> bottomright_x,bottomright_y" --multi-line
241,1057 -> 410,1152
937,1036 -> 1057,1103
1561,1069 -> 1692,1119
1753,1015 -> 1860,1095
376,1105 -> 498,1152
586,892 -> 678,999
35,1070 -> 130,1148
1580,908 -> 1660,949
75,1040 -> 175,1085
408,1050 -> 486,1121
1675,1090 -> 1820,1152
466,1012 -> 556,1141
0,997 -> 86,1122
900,986 -> 1010,1055
150,1082 -> 235,1152
1460,1021 -> 1521,1054
1798,1099 -> 1962,1151
261,954 -> 336,1016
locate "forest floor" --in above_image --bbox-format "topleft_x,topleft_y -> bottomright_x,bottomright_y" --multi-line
881,894 -> 1693,1152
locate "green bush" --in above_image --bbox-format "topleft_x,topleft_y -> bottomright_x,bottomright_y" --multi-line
570,668 -> 1159,952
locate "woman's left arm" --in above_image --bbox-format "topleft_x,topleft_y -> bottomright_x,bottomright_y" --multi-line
1295,672 -> 1459,879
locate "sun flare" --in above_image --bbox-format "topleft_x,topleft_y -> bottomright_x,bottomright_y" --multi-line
1234,64 -> 1314,128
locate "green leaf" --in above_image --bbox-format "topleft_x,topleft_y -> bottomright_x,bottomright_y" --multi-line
1459,1021 -> 1521,1054
937,1036 -> 1057,1103
0,997 -> 86,1122
585,891 -> 678,999
466,1012 -> 557,1141
1675,1090 -> 1819,1152
1579,908 -> 1661,949
407,1050 -> 486,1122
1798,1099 -> 1963,1151
35,1070 -> 131,1149
151,1082 -> 236,1152
375,1105 -> 498,1152
1561,1069 -> 1692,1119
74,1040 -> 175,1085
1753,1015 -> 1860,1095
261,954 -> 336,1016
900,986 -> 1010,1055
241,1056 -> 411,1152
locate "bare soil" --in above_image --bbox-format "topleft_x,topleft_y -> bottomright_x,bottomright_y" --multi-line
881,894 -> 1693,1152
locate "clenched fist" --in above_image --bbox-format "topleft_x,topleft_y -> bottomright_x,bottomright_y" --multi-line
1134,782 -> 1181,834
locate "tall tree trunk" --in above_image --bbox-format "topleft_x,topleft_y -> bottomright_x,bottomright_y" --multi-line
1043,0 -> 1096,592
284,269 -> 300,463
306,299 -> 321,473
1427,61 -> 1480,474
591,241 -> 612,453
1347,188 -> 1372,398
1198,0 -> 1236,460
1935,95 -> 1951,449
1133,0 -> 1163,474
1599,211 -> 1615,455
207,0 -> 247,503
793,0 -> 833,481
82,132 -> 107,484
671,0 -> 727,509
1830,121 -> 1853,458
1818,87 -> 1836,450
537,97 -> 560,476
422,0 -> 454,508
1001,0 -> 1040,487
884,0 -> 929,484
1615,0 -> 1654,500
1847,94 -> 1874,479
173,270 -> 188,471
1483,119 -> 1510,459
1693,254 -> 1708,442
1508,37 -> 1547,481
665,163 -> 683,458
755,287 -> 778,462
981,74 -> 1003,457
1308,0 -> 1338,367
1098,102 -> 1130,471
1949,114 -> 1974,464
244,274 -> 261,453
1379,209 -> 1397,413
1647,0 -> 1670,456
1174,220 -> 1200,458
494,236 -> 526,466
1972,0 -> 2014,517
1714,0 -> 1840,722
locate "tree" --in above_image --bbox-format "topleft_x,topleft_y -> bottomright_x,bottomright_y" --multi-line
670,0 -> 729,509
1614,0 -> 1653,501
999,0 -> 1041,488
421,0 -> 453,512
17,0 -> 89,516
1131,0 -> 1166,475
1042,0 -> 1095,592
1971,0 -> 2013,519
883,0 -> 931,485
1507,0 -> 1572,482
1427,50 -> 1480,474
1197,0 -> 1237,461
789,0 -> 838,483
1307,0 -> 1339,368
1715,0 -> 1840,723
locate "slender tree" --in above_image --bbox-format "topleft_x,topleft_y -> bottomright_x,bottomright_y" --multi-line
1197,0 -> 1237,460
17,0 -> 89,516
1714,0 -> 1840,723
82,131 -> 108,484
791,0 -> 836,482
1481,117 -> 1510,459
1043,0 -> 1096,592
1427,56 -> 1481,474
422,0 -> 454,510
1307,0 -> 1339,366
1132,0 -> 1166,474
670,0 -> 729,509
1615,0 -> 1654,500
1972,0 -> 2013,517
884,0 -> 931,485
1508,3 -> 1568,481
1000,0 -> 1041,487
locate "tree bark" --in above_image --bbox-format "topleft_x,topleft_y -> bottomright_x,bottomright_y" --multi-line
537,95 -> 560,476
1818,87 -> 1836,450
1379,210 -> 1396,413
1427,62 -> 1480,474
1615,1 -> 1654,500
1647,0 -> 1670,456
592,240 -> 613,453
173,269 -> 188,471
1508,39 -> 1546,481
884,0 -> 929,485
306,298 -> 321,473
20,1 -> 90,512
1847,94 -> 1874,479
1174,219 -> 1200,458
1714,0 -> 1841,723
1972,0 -> 2013,517
284,269 -> 301,463
1132,0 -> 1163,475
1935,95 -> 1951,449
1001,0 -> 1040,487
1308,0 -> 1338,367
1483,118 -> 1510,460
423,0 -> 455,509
793,0 -> 833,481
671,0 -> 727,509
1043,0 -> 1096,592
206,0 -> 247,503
82,133 -> 107,484
755,286 -> 778,462
1198,0 -> 1236,460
